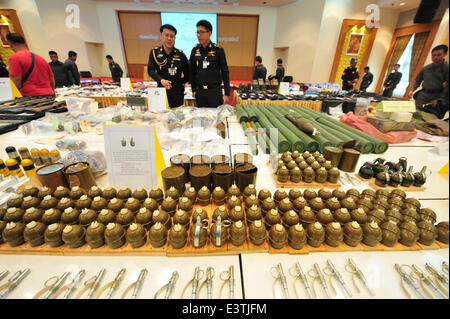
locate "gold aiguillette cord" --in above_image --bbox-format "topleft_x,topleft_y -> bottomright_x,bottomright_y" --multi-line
74,282 -> 94,299
94,282 -> 114,299
121,282 -> 136,299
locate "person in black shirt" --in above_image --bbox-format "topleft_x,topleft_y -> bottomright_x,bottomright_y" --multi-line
48,51 -> 70,87
360,66 -> 373,92
383,64 -> 402,97
189,20 -> 230,108
64,50 -> 80,86
0,56 -> 9,77
106,55 -> 124,83
341,58 -> 360,91
253,56 -> 267,82
269,58 -> 285,83
148,24 -> 190,108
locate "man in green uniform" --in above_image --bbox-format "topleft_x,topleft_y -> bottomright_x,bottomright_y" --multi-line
106,55 -> 124,83
359,66 -> 373,92
189,20 -> 230,108
341,58 -> 360,91
148,24 -> 190,108
409,44 -> 449,107
382,64 -> 402,97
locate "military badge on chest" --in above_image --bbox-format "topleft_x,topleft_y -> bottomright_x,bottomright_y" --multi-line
168,65 -> 177,76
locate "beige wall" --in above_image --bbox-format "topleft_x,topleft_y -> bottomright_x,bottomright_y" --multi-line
275,0 -> 326,82
34,0 -> 104,72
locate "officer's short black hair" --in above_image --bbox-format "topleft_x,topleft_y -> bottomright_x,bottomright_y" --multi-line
277,58 -> 283,64
432,44 -> 448,54
160,24 -> 177,35
364,66 -> 370,70
197,20 -> 212,33
255,56 -> 262,63
68,51 -> 77,57
106,55 -> 113,59
5,33 -> 25,44
49,51 -> 58,56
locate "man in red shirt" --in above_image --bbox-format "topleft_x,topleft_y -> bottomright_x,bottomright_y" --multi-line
6,33 -> 55,96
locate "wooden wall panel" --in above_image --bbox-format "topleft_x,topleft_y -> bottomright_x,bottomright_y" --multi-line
228,66 -> 254,81
126,64 -> 146,78
118,11 -> 161,76
218,15 -> 258,79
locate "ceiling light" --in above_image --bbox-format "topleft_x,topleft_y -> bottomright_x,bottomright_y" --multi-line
399,2 -> 405,5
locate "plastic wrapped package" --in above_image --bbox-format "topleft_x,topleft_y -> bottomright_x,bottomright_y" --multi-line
64,97 -> 98,117
156,107 -> 232,156
59,150 -> 107,178
18,116 -> 57,136
55,139 -> 87,151
354,98 -> 371,116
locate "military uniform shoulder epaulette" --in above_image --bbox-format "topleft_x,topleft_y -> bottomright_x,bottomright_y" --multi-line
174,48 -> 183,53
152,46 -> 161,51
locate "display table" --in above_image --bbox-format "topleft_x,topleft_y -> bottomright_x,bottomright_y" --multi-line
234,91 -> 323,111
0,113 -> 448,299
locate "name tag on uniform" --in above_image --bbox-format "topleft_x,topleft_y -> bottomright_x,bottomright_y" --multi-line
203,61 -> 209,69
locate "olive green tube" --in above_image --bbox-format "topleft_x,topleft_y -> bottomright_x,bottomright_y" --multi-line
297,106 -> 389,153
294,107 -> 376,154
276,107 -> 343,149
251,106 -> 291,153
315,117 -> 375,154
236,105 -> 249,123
245,106 -> 258,122
286,106 -> 365,152
241,122 -> 258,155
267,106 -> 326,152
259,106 -> 308,152
315,115 -> 388,154
282,106 -> 350,148
264,106 -> 319,152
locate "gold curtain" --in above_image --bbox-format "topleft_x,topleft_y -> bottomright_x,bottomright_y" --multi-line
409,32 -> 430,82
386,34 -> 413,75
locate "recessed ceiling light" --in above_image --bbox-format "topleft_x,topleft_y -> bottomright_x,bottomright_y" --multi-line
400,2 -> 405,5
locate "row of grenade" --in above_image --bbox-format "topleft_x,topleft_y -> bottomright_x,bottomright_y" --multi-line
358,157 -> 428,188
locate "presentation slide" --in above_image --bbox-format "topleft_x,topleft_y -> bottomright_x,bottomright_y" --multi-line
161,12 -> 217,56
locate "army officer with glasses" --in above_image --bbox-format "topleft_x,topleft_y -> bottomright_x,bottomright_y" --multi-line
189,20 -> 230,108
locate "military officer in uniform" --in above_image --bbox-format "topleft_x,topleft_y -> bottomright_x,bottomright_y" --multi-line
148,24 -> 189,108
383,63 -> 402,97
106,55 -> 124,83
341,58 -> 360,91
359,66 -> 373,92
189,20 -> 230,108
